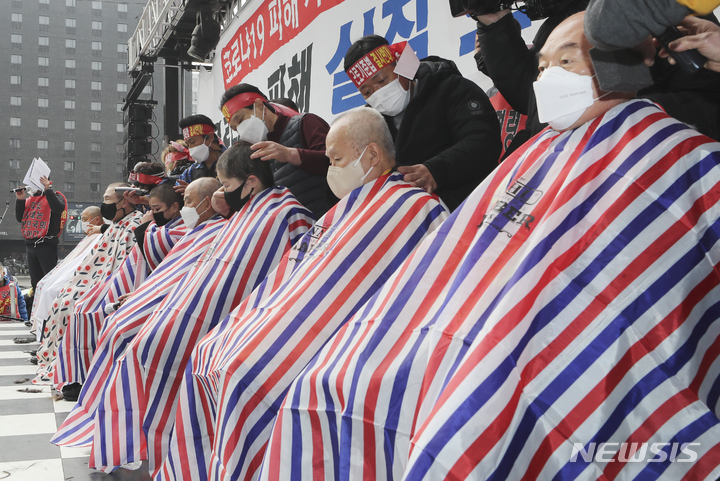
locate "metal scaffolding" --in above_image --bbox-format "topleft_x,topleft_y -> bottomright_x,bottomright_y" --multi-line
127,0 -> 188,73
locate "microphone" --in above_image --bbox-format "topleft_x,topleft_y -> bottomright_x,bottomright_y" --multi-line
10,186 -> 26,193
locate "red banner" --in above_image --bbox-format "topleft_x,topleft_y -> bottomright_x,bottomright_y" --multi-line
221,0 -> 343,88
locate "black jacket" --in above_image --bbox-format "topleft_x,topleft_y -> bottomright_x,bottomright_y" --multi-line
15,188 -> 66,245
476,8 -> 720,145
385,57 -> 501,211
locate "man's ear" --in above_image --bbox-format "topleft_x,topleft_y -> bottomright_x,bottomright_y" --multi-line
367,142 -> 382,168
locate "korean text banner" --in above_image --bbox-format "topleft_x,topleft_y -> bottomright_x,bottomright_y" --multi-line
205,0 -> 533,142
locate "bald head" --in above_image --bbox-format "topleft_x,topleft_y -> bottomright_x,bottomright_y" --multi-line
183,177 -> 221,224
537,11 -> 633,131
331,107 -> 395,161
82,206 -> 101,219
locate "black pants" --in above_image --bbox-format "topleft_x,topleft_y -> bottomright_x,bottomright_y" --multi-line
26,241 -> 58,290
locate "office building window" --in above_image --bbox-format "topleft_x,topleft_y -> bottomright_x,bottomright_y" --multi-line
11,34 -> 22,45
116,123 -> 123,132
64,182 -> 75,192
116,163 -> 124,174
39,37 -> 49,46
117,83 -> 128,92
65,100 -> 75,109
92,42 -> 102,50
38,98 -> 48,108
92,61 -> 103,71
66,0 -> 76,6
11,76 -> 21,85
91,142 -> 101,152
10,117 -> 21,127
90,162 -> 101,172
117,43 -> 127,53
91,122 -> 101,131
117,103 -> 123,112
40,0 -> 49,3
11,97 -> 21,106
91,183 -> 101,192
92,21 -> 102,30
92,81 -> 102,90
65,120 -> 75,130
11,55 -> 22,65
91,102 -> 102,111
118,3 -> 128,12
9,160 -> 21,169
92,1 -> 102,9
64,162 -> 75,172
38,77 -> 49,87
65,59 -> 75,69
11,13 -> 22,22
10,139 -> 21,149
64,141 -> 75,151
117,63 -> 125,73
38,140 -> 48,149
38,119 -> 48,128
65,79 -> 75,89
39,15 -> 49,25
39,57 -> 49,67
118,24 -> 128,32
66,18 -> 76,28
66,39 -> 76,48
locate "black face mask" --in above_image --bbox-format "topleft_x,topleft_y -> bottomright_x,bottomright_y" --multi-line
224,180 -> 253,214
101,200 -> 121,221
153,210 -> 171,226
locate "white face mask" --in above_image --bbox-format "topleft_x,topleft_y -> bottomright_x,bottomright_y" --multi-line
180,198 -> 209,230
81,221 -> 91,234
236,105 -> 269,144
366,78 -> 411,117
533,66 -> 605,131
189,140 -> 210,163
327,146 -> 374,199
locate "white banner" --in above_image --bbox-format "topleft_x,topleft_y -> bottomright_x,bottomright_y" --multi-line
199,0 -> 541,146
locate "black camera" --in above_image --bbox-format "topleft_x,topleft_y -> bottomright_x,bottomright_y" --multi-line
449,0 -> 516,17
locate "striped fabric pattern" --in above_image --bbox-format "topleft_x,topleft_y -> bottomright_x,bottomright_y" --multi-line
262,100 -> 720,481
162,173 -> 448,481
144,218 -> 188,271
53,218 -> 188,387
88,187 -> 313,474
34,210 -> 145,385
51,216 -> 226,449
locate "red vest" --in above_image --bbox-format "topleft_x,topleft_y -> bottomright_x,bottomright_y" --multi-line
0,282 -> 18,318
20,192 -> 68,240
490,92 -> 528,161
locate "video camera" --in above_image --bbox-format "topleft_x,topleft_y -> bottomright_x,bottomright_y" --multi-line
449,0 -> 578,20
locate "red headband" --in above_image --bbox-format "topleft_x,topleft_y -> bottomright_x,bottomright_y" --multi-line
128,172 -> 165,186
221,93 -> 267,122
165,151 -> 190,165
346,42 -> 406,88
182,123 -> 216,140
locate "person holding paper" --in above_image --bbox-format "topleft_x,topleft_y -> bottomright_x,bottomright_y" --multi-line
15,175 -> 67,290
344,36 -> 501,211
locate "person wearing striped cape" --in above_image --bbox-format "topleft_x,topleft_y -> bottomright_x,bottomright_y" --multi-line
51,178 -> 226,450
87,143 -> 314,474
261,14 -> 720,481
53,183 -> 186,393
34,183 -> 143,385
160,107 -> 449,481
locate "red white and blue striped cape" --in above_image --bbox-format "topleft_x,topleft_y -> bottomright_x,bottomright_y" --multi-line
163,173 -> 449,481
50,216 -> 226,449
34,210 -> 145,385
263,99 -> 720,481
52,217 -> 187,388
88,187 -> 313,474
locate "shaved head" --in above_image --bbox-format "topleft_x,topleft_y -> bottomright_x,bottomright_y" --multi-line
190,177 -> 222,201
82,206 -> 101,218
331,107 -> 395,160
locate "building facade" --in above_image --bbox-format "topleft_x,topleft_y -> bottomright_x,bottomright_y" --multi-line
0,0 -> 165,259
